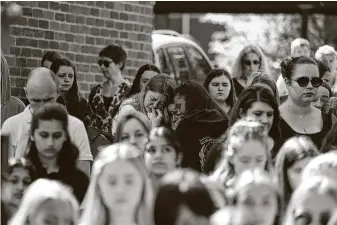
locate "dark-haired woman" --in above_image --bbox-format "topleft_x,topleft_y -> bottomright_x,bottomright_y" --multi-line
89,44 -> 131,133
25,102 -> 89,203
1,157 -> 36,220
50,58 -> 91,126
170,80 -> 228,172
204,85 -> 281,174
203,68 -> 236,114
41,51 -> 62,69
127,64 -> 161,98
279,56 -> 336,150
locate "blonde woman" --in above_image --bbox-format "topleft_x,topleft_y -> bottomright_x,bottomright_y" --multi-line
9,179 -> 79,225
231,44 -> 271,96
80,143 -> 153,225
282,177 -> 337,225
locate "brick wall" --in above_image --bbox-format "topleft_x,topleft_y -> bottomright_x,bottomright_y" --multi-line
3,1 -> 155,99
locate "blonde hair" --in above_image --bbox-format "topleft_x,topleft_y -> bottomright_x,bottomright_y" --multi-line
290,38 -> 310,55
231,44 -> 271,79
301,152 -> 337,181
79,143 -> 153,225
283,177 -> 337,225
9,179 -> 79,225
315,45 -> 337,61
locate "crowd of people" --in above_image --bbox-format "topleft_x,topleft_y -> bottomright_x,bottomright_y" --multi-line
1,3 -> 337,225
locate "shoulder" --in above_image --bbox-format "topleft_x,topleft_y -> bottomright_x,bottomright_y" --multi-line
2,110 -> 25,128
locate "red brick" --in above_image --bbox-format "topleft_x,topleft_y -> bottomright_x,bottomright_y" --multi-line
76,16 -> 85,25
60,42 -> 70,51
44,31 -> 54,40
28,18 -> 38,27
66,14 -> 76,23
65,34 -> 75,42
59,3 -> 70,12
50,41 -> 60,49
39,20 -> 49,29
22,7 -> 33,17
32,9 -> 44,18
27,59 -> 38,68
55,13 -> 66,22
86,17 -> 95,26
74,36 -> 85,44
50,2 -> 60,11
21,48 -> 32,57
38,1 -> 49,9
32,49 -> 43,58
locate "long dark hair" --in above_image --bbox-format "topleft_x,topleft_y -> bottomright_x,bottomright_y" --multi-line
229,85 -> 280,141
50,58 -> 81,113
203,68 -> 236,108
127,64 -> 161,97
26,103 -> 79,176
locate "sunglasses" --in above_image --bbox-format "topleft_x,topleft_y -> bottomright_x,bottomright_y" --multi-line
292,77 -> 323,88
98,60 -> 112,67
243,60 -> 260,66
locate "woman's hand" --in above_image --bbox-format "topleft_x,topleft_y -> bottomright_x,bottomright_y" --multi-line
148,108 -> 164,127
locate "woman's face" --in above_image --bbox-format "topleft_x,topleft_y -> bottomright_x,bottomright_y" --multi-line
169,94 -> 187,130
120,118 -> 148,151
2,167 -> 32,208
98,160 -> 143,213
32,120 -> 67,159
243,101 -> 274,133
175,205 -> 209,225
242,52 -> 260,79
140,70 -> 158,91
98,56 -> 121,80
30,199 -> 74,225
208,75 -> 231,103
144,90 -> 167,114
322,71 -> 332,85
145,136 -> 179,177
313,86 -> 330,110
237,184 -> 278,225
55,66 -> 74,92
291,190 -> 337,225
322,54 -> 337,72
287,64 -> 321,104
232,140 -> 268,175
287,157 -> 313,190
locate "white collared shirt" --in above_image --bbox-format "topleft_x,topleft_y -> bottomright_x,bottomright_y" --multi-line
1,105 -> 93,161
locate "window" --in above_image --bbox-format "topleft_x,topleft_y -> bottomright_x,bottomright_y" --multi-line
166,46 -> 190,82
157,48 -> 172,75
185,46 -> 212,82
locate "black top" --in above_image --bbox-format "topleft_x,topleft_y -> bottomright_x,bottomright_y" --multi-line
279,111 -> 333,150
233,79 -> 244,97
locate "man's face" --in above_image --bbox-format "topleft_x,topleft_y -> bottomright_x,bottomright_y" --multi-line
26,86 -> 57,112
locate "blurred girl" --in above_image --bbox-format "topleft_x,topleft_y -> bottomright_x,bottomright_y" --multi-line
274,136 -> 319,212
231,44 -> 271,96
50,58 -> 91,125
80,143 -> 153,225
114,111 -> 151,153
144,127 -> 182,190
127,64 -> 161,97
26,102 -> 89,203
9,179 -> 79,225
203,68 -> 237,114
229,169 -> 281,225
211,119 -> 273,189
154,169 -> 218,225
1,158 -> 36,219
282,177 -> 337,225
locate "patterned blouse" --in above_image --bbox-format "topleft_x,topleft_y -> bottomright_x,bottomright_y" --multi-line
88,82 -> 130,133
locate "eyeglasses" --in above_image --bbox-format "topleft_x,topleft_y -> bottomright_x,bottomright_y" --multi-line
98,60 -> 112,67
292,77 -> 323,88
243,60 -> 260,66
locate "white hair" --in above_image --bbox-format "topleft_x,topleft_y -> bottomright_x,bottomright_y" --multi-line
315,45 -> 337,60
290,38 -> 310,55
301,152 -> 337,181
9,179 -> 79,225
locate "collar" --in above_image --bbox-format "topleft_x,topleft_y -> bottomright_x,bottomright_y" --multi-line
22,105 -> 34,123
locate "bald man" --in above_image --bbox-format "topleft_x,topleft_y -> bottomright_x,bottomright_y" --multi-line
1,68 -> 92,175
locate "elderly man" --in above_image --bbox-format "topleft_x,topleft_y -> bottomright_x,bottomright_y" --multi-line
1,67 -> 93,175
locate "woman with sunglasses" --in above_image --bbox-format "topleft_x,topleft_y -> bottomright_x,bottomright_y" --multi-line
231,44 -> 271,96
88,44 -> 131,133
279,56 -> 336,149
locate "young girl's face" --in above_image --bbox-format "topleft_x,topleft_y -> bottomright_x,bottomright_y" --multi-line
231,140 -> 268,175
98,160 -> 144,213
237,184 -> 278,225
32,120 -> 67,159
287,157 -> 313,190
2,167 -> 32,209
121,118 -> 148,151
30,199 -> 75,225
145,136 -> 179,177
291,190 -> 337,225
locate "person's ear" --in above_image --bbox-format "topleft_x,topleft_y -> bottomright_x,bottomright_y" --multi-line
239,108 -> 245,118
176,153 -> 183,167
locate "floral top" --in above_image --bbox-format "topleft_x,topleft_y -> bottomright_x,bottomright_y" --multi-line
88,82 -> 130,133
